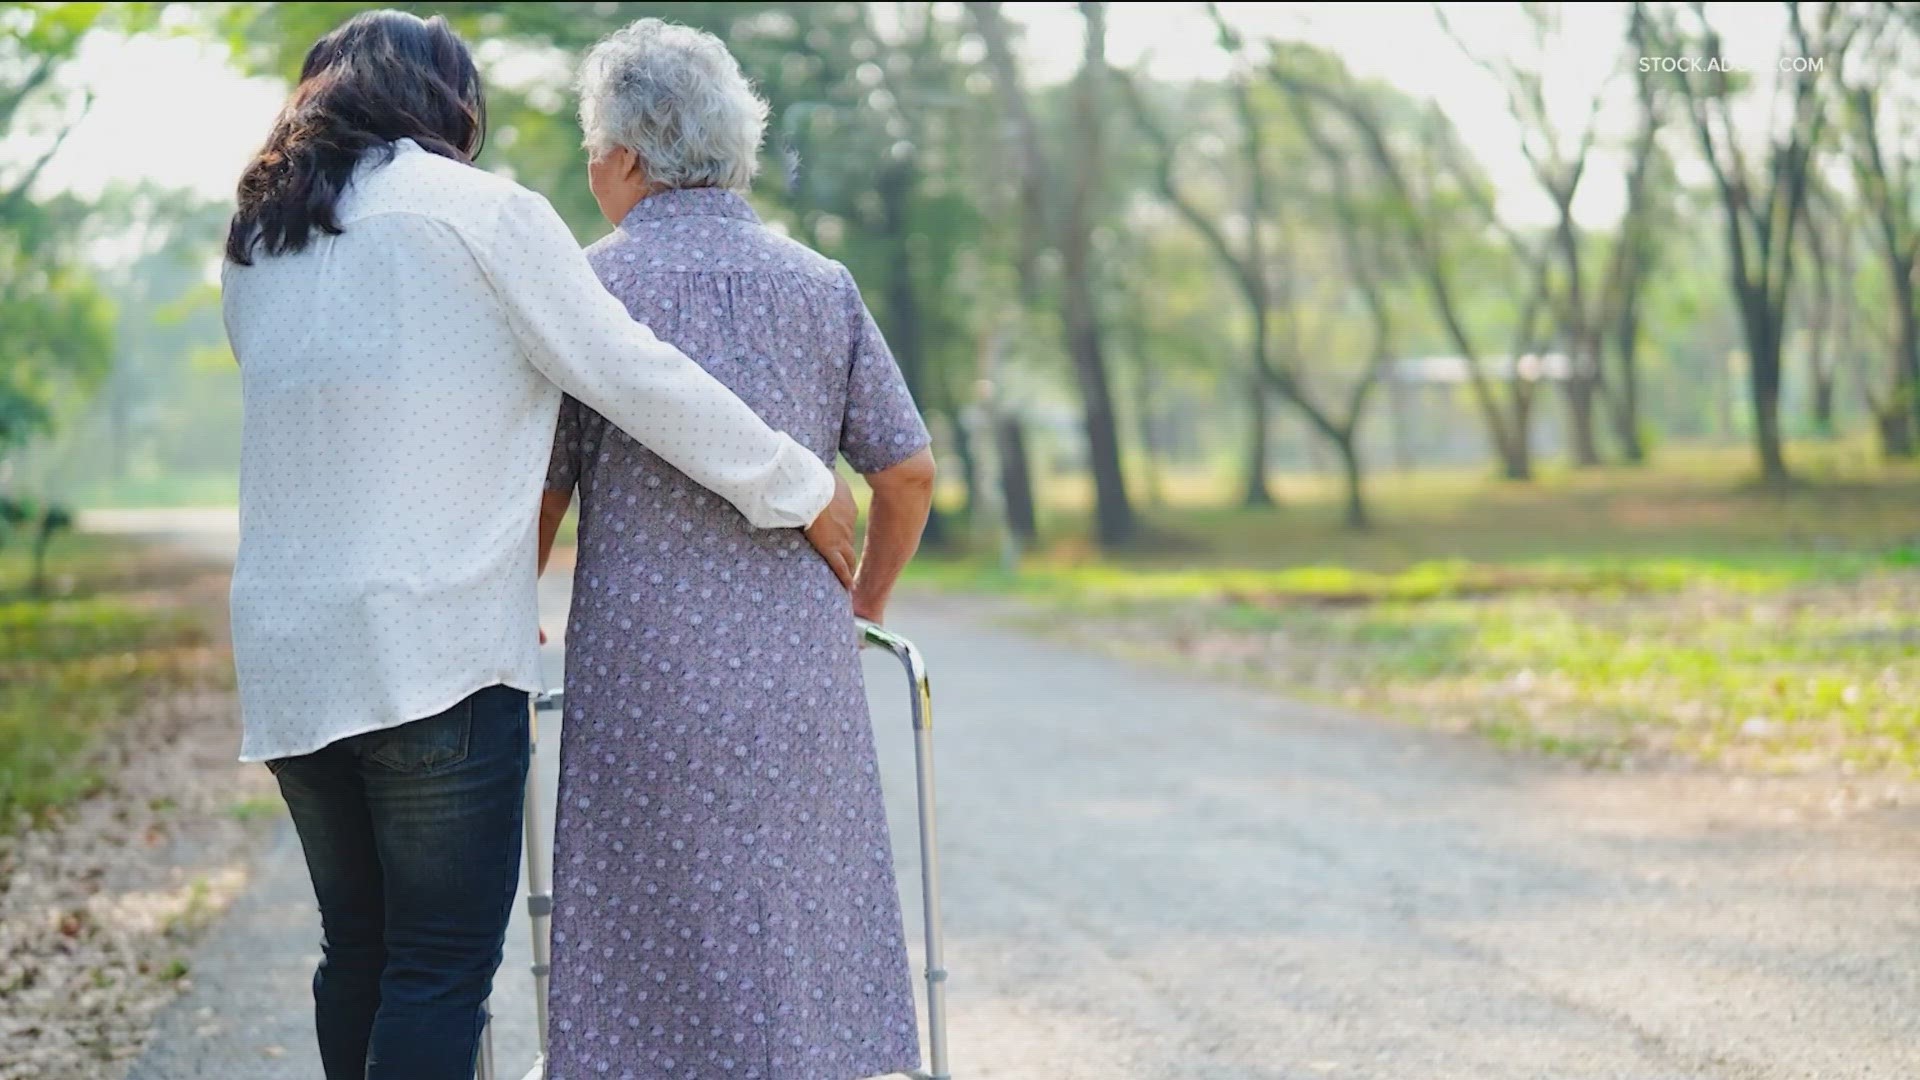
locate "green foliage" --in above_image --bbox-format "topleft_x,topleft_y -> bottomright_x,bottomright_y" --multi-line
30,503 -> 72,595
10,0 -> 1916,520
0,3 -> 160,57
0,550 -> 209,829
0,231 -> 114,453
0,495 -> 76,594
0,3 -> 159,466
21,189 -> 240,501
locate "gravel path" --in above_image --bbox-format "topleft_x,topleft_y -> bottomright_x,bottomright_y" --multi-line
106,515 -> 1920,1080
122,552 -> 569,1080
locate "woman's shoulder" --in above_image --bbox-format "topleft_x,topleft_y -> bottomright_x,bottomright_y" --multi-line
591,217 -> 852,292
343,146 -> 549,236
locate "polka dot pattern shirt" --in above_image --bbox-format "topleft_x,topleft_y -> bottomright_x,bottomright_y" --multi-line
540,187 -> 930,1080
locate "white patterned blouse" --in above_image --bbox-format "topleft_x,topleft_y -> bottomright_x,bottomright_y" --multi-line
219,139 -> 834,763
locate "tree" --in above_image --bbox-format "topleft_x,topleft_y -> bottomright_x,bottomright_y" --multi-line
1643,1 -> 1852,484
966,0 -> 1137,545
1117,7 -> 1386,527
1438,3 -> 1615,469
0,4 -> 153,465
1116,45 -> 1283,510
1796,180 -> 1852,437
27,189 -> 240,495
1270,46 -> 1550,481
1836,4 -> 1920,454
1602,6 -> 1674,465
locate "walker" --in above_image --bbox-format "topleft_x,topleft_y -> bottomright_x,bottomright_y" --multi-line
478,619 -> 952,1080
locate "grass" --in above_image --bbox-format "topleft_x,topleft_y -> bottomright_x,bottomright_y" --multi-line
909,441 -> 1920,776
0,535 -> 216,831
67,473 -> 238,510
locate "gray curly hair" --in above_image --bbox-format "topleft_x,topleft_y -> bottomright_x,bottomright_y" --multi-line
575,18 -> 769,193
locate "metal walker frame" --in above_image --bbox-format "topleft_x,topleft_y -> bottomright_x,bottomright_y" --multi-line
478,619 -> 951,1080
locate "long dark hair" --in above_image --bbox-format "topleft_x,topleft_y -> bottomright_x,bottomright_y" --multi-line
226,10 -> 486,265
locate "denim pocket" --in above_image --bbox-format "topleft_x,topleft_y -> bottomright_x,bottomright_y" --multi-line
362,700 -> 473,775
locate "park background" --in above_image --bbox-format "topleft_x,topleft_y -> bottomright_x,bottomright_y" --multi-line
7,2 -> 1920,1076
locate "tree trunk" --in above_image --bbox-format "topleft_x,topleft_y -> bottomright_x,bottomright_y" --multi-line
1241,374 -> 1276,508
1877,406 -> 1915,458
1560,370 -> 1603,468
1129,345 -> 1165,508
948,408 -> 981,519
967,0 -> 1132,545
1060,295 -> 1132,542
1335,433 -> 1368,530
1896,271 -> 1920,454
1749,321 -> 1791,483
1388,373 -> 1415,473
1610,307 -> 1647,464
1059,2 -> 1133,544
1810,367 -> 1837,436
1501,438 -> 1534,481
1502,387 -> 1535,481
1716,351 -> 1737,440
1548,182 -> 1604,470
874,160 -> 947,546
1755,393 -> 1789,482
30,526 -> 53,598
996,414 -> 1038,542
1797,198 -> 1845,442
1734,274 -> 1793,482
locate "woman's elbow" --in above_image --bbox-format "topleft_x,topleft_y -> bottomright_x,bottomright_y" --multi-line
870,448 -> 936,504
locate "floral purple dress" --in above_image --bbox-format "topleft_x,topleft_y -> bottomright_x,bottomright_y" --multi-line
541,188 -> 931,1080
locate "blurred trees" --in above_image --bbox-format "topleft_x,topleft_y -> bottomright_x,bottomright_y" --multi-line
1442,5 -> 1608,470
1119,5 -> 1392,526
966,0 -> 1135,545
0,3 -> 146,464
1836,2 -> 1920,456
1642,1 -> 1846,484
1604,4 -> 1673,465
38,190 -> 237,492
19,1 -> 1920,542
1273,45 -> 1552,483
196,2 -> 1920,516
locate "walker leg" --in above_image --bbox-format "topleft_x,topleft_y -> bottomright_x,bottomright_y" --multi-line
476,690 -> 561,1080
857,620 -> 951,1080
525,691 -> 561,1072
911,723 -> 950,1080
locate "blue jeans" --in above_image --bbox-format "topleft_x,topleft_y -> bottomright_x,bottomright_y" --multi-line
269,683 -> 530,1080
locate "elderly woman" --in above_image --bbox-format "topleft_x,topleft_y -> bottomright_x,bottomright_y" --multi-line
533,18 -> 938,1080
